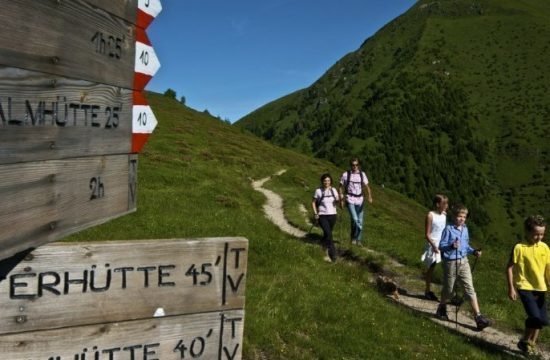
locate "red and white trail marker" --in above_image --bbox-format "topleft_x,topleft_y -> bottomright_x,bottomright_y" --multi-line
132,1 -> 161,152
134,27 -> 161,91
132,91 -> 158,153
137,0 -> 163,29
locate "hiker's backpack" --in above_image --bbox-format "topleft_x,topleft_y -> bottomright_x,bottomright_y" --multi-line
316,187 -> 337,208
344,170 -> 365,196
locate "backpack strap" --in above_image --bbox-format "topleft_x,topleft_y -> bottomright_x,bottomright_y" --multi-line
315,187 -> 324,207
317,187 -> 337,208
330,187 -> 337,201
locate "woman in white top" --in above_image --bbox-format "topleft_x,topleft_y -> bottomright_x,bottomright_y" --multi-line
421,194 -> 448,300
312,173 -> 340,263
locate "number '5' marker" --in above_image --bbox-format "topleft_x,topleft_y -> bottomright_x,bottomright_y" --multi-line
132,91 -> 158,153
137,0 -> 163,29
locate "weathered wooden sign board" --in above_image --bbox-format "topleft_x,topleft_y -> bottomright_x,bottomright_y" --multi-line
0,237 -> 247,360
0,66 -> 133,164
0,154 -> 138,260
0,310 -> 245,360
0,0 -> 161,90
0,0 -> 134,89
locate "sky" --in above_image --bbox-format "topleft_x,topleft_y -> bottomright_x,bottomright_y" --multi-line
146,0 -> 416,122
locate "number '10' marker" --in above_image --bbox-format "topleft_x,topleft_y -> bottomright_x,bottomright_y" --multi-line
132,91 -> 158,153
134,27 -> 161,91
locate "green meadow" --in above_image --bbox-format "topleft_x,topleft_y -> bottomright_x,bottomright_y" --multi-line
68,93 -> 528,358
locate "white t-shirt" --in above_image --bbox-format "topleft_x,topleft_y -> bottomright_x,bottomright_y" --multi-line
313,187 -> 339,215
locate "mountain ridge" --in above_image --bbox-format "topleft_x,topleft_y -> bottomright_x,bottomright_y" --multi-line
236,0 -> 550,242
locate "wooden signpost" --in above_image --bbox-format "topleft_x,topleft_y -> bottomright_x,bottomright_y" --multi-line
0,2 -> 247,359
0,0 -> 160,261
0,238 -> 248,359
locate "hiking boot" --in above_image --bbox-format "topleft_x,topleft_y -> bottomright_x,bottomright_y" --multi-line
517,340 -> 536,355
425,291 -> 439,301
435,304 -> 449,321
474,314 -> 491,331
517,340 -> 529,353
351,239 -> 357,245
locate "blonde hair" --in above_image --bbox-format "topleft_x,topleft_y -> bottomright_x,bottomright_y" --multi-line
524,215 -> 546,233
451,204 -> 468,216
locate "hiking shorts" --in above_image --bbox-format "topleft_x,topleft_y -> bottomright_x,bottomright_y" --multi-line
442,257 -> 477,301
518,290 -> 549,329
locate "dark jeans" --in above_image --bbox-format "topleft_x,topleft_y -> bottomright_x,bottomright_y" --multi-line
318,214 -> 337,261
519,290 -> 549,329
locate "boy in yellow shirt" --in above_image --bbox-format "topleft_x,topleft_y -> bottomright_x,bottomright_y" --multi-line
506,215 -> 548,354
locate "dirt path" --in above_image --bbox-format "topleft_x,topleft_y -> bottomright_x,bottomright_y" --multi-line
251,170 -> 307,238
251,170 -> 550,359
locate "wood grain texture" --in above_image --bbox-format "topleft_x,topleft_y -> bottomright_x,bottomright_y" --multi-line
0,66 -> 132,164
0,309 -> 244,360
0,238 -> 248,335
0,0 -> 135,88
85,0 -> 138,25
0,155 -> 137,261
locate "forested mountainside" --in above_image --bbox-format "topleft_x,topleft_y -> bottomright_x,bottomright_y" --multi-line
237,0 -> 550,241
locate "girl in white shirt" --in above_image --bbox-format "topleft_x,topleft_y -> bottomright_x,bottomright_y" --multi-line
421,194 -> 448,300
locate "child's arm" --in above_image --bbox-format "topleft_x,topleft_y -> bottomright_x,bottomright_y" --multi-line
506,260 -> 517,301
438,227 -> 453,252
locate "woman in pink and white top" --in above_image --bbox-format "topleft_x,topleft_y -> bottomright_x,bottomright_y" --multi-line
312,173 -> 340,263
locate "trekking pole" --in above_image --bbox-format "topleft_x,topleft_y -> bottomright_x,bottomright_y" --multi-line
455,243 -> 459,329
470,248 -> 481,274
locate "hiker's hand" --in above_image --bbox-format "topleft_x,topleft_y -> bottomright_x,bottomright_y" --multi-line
431,244 -> 440,254
508,288 -> 517,301
474,249 -> 482,257
314,214 -> 319,220
452,240 -> 460,249
367,195 -> 373,204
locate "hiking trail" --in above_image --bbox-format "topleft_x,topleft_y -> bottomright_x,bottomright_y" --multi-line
251,169 -> 550,359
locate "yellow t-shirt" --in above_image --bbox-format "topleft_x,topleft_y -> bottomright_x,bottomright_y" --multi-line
512,241 -> 550,291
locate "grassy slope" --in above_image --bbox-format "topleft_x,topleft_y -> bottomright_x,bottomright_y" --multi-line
67,93 -> 518,359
